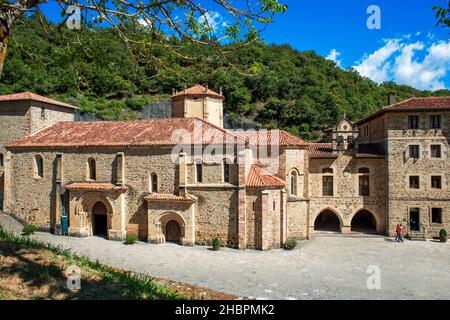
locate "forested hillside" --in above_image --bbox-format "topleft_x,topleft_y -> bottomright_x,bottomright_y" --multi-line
1,16 -> 449,141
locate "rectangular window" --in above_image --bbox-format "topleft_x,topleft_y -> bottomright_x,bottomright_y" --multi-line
223,162 -> 230,183
322,176 -> 334,196
196,163 -> 203,183
431,145 -> 442,158
0,153 -> 3,167
430,115 -> 441,129
409,176 -> 420,189
432,208 -> 443,224
40,108 -> 46,120
359,176 -> 370,196
431,176 -> 442,189
409,145 -> 420,159
408,116 -> 419,129
273,200 -> 276,211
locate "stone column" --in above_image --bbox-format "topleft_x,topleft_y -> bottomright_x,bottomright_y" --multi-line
280,189 -> 287,246
54,153 -> 63,235
260,190 -> 270,251
2,151 -> 11,213
179,152 -> 187,197
237,150 -> 247,249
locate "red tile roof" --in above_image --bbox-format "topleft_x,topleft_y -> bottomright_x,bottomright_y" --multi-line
246,165 -> 285,189
144,193 -> 196,202
356,96 -> 450,125
7,118 -> 244,148
172,85 -> 224,100
0,92 -> 77,110
232,130 -> 308,148
65,183 -> 128,191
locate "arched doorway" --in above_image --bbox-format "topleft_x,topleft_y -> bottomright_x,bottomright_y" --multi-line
92,201 -> 108,237
314,209 -> 341,232
351,210 -> 377,234
165,220 -> 182,243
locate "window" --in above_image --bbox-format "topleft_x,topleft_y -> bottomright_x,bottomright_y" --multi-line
273,200 -> 276,211
359,176 -> 370,196
409,145 -> 420,159
88,158 -> 96,180
150,173 -> 158,193
0,153 -> 3,167
431,145 -> 442,158
223,161 -> 230,183
252,200 -> 256,211
430,115 -> 441,129
408,116 -> 419,129
40,108 -> 46,120
34,155 -> 43,178
409,176 -> 420,189
322,176 -> 334,196
431,176 -> 442,189
358,167 -> 370,174
195,162 -> 203,183
432,208 -> 443,224
290,171 -> 298,196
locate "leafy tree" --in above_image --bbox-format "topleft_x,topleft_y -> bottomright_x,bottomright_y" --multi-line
434,1 -> 450,30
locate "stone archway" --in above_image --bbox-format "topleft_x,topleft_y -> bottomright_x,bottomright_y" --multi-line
75,192 -> 114,237
92,201 -> 108,237
351,209 -> 378,234
157,212 -> 186,245
314,209 -> 342,232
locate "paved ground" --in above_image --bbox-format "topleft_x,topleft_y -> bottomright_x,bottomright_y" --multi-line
1,213 -> 449,300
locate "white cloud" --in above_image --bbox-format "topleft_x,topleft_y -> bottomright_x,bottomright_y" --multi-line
326,49 -> 342,67
353,37 -> 450,91
197,11 -> 224,32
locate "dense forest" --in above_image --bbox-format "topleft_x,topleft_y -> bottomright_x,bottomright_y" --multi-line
1,16 -> 449,141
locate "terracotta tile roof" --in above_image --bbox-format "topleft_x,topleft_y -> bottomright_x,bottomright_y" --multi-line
172,85 -> 224,100
0,92 -> 77,110
308,143 -> 337,158
7,118 -> 244,148
144,193 -> 196,202
308,143 -> 385,158
231,130 -> 308,148
65,183 -> 128,191
246,165 -> 285,189
356,96 -> 450,125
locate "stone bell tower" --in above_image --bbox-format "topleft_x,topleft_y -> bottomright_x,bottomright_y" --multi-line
171,84 -> 225,128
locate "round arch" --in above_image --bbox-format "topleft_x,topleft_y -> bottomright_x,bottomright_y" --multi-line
350,209 -> 379,234
157,212 -> 186,244
75,192 -> 114,237
313,208 -> 343,232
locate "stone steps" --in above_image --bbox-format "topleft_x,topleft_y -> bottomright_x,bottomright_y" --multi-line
408,232 -> 426,241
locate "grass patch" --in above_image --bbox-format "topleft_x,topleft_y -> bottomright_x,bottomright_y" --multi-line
0,226 -> 185,300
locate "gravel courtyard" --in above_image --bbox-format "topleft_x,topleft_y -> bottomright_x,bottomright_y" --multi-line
1,213 -> 449,300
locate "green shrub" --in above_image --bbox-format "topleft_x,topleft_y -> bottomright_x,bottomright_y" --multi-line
440,229 -> 448,238
212,238 -> 221,247
284,239 -> 298,250
124,235 -> 138,245
22,224 -> 37,236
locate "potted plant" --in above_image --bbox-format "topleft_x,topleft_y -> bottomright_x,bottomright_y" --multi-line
212,238 -> 221,251
439,229 -> 448,243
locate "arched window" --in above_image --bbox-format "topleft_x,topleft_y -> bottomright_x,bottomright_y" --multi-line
34,155 -> 44,178
88,158 -> 96,180
290,170 -> 298,196
0,153 -> 3,167
358,167 -> 370,174
150,173 -> 158,193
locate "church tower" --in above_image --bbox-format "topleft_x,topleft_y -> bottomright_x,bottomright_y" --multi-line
171,85 -> 225,128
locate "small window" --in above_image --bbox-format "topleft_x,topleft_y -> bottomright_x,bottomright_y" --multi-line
408,116 -> 419,129
252,200 -> 256,211
223,161 -> 230,183
88,158 -> 96,180
0,153 -> 3,167
409,145 -> 420,159
195,162 -> 203,183
40,108 -> 46,120
409,176 -> 420,189
290,171 -> 298,196
358,167 -> 370,174
322,176 -> 334,196
431,145 -> 442,158
322,168 -> 334,174
34,155 -> 44,178
432,208 -> 443,224
273,200 -> 276,211
359,176 -> 370,196
431,176 -> 442,189
150,173 -> 158,193
430,115 -> 441,129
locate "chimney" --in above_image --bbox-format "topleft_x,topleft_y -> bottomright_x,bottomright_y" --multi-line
219,86 -> 223,95
205,84 -> 208,92
388,92 -> 396,106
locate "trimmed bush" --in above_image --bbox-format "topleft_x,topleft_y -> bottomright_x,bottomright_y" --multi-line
284,239 -> 298,250
124,235 -> 138,245
22,224 -> 37,236
440,229 -> 448,238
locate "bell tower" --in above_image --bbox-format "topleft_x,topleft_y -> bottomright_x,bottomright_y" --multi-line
171,85 -> 225,128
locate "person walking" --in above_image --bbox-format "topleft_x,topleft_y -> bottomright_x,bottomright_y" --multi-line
395,223 -> 404,242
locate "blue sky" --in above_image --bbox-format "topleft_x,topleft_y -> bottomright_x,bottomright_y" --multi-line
39,0 -> 450,91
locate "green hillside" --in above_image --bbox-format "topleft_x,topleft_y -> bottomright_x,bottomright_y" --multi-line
1,16 -> 449,141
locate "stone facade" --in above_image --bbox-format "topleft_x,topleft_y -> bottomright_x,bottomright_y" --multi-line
1,91 -> 449,250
